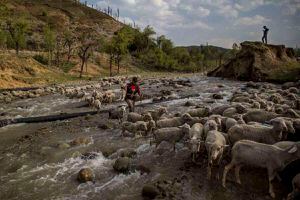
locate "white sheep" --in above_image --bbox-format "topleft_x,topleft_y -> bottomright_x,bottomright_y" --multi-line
108,106 -> 127,123
143,107 -> 168,121
187,107 -> 210,118
228,118 -> 288,144
203,120 -> 218,139
287,174 -> 300,200
92,99 -> 102,110
189,123 -> 204,162
121,120 -> 155,136
222,140 -> 300,198
127,112 -> 143,123
274,141 -> 296,149
152,124 -> 191,150
92,90 -> 103,101
225,116 -> 245,132
243,109 -> 279,123
156,113 -> 192,129
205,130 -> 228,180
103,90 -> 115,104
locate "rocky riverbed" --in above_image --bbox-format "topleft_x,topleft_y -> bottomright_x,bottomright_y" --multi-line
0,75 -> 298,200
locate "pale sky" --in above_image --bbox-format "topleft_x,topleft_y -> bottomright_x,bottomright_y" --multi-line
85,0 -> 300,48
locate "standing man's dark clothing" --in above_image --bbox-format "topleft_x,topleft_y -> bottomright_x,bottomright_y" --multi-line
125,77 -> 141,112
262,26 -> 269,44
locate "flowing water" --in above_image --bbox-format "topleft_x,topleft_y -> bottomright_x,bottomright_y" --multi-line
0,75 -> 284,200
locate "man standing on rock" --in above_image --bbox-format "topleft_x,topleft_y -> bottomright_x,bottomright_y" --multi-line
125,76 -> 142,112
262,25 -> 269,44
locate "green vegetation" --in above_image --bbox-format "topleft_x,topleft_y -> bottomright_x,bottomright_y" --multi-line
108,26 -> 232,72
5,18 -> 29,55
43,25 -> 56,66
33,54 -> 48,65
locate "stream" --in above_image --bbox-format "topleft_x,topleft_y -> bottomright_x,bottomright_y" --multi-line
0,75 -> 284,200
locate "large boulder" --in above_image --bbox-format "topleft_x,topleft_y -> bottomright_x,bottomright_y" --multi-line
208,41 -> 300,83
142,184 -> 160,199
77,168 -> 94,183
113,157 -> 131,173
70,137 -> 92,146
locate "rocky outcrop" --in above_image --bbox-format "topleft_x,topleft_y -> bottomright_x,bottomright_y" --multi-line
208,41 -> 300,83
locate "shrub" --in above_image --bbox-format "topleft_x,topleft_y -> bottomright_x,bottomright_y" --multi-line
33,54 -> 48,65
61,61 -> 76,73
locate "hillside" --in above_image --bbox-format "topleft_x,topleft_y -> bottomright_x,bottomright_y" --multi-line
0,0 -> 123,49
208,41 -> 300,83
0,52 -> 76,88
0,0 -> 233,89
0,0 -> 129,88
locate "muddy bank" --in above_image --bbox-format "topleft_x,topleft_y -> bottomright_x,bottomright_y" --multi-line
208,41 -> 300,83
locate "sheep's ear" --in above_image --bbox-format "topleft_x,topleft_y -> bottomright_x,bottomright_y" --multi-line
288,146 -> 297,154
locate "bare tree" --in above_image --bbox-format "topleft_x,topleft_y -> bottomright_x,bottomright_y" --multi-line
55,33 -> 63,68
63,30 -> 76,62
6,19 -> 28,55
77,32 -> 95,78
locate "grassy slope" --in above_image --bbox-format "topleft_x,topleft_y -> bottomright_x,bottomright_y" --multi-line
0,0 -> 130,88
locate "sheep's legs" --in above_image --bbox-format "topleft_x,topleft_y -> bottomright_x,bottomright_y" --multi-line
222,162 -> 234,188
235,165 -> 242,184
268,170 -> 276,198
215,168 -> 220,180
276,173 -> 282,182
192,153 -> 196,163
207,164 -> 212,180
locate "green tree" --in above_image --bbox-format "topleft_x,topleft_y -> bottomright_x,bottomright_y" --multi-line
157,35 -> 173,55
6,19 -> 28,55
156,35 -> 165,49
172,48 -> 191,65
77,32 -> 95,78
55,33 -> 63,68
112,31 -> 129,74
63,30 -> 76,62
104,41 -> 115,77
143,25 -> 156,50
43,25 -> 56,66
132,25 -> 156,53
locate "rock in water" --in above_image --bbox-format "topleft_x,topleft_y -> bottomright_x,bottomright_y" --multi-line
70,137 -> 92,146
113,157 -> 131,173
77,168 -> 94,183
212,93 -> 223,99
81,152 -> 98,160
142,184 -> 160,199
208,41 -> 300,83
184,101 -> 196,107
57,142 -> 70,149
119,148 -> 137,158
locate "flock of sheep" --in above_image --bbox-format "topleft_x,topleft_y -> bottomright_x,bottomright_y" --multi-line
1,75 -> 300,199
0,75 -> 137,106
116,80 -> 300,199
